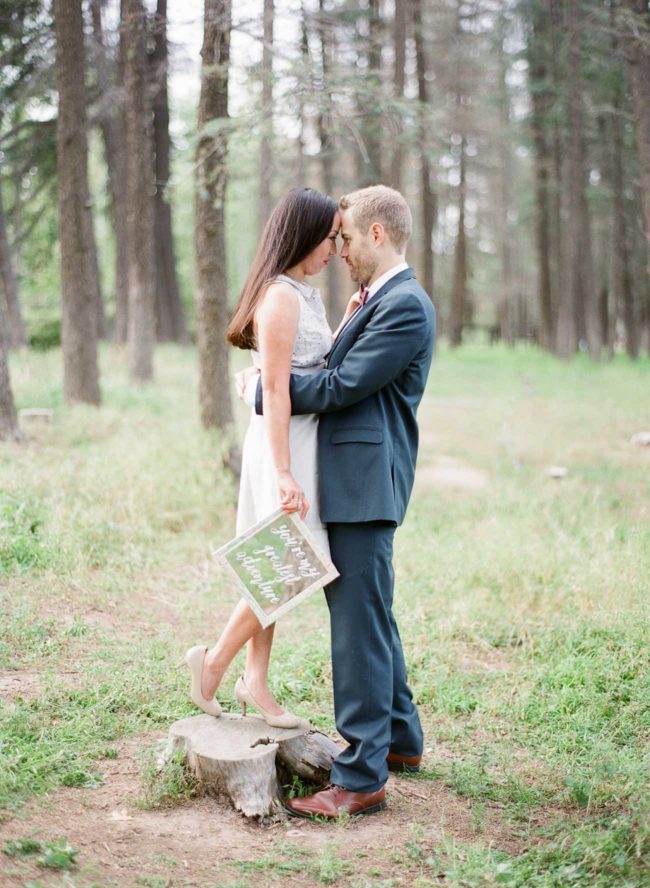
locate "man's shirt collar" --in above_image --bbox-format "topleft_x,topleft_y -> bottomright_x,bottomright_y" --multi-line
366,261 -> 409,303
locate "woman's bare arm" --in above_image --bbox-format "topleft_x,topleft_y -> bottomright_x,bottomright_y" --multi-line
255,282 -> 308,518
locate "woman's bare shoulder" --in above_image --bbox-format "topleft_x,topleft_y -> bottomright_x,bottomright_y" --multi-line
257,281 -> 300,317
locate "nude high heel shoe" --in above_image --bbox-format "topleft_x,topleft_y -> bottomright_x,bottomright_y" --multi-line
180,645 -> 222,717
234,676 -> 300,729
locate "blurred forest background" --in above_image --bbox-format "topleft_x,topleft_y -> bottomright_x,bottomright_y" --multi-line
1,0 -> 650,435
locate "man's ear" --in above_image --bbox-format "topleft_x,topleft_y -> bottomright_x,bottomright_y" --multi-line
370,222 -> 385,246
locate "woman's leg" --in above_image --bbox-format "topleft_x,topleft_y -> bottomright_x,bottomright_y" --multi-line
243,623 -> 286,715
201,599 -> 262,699
200,602 -> 285,714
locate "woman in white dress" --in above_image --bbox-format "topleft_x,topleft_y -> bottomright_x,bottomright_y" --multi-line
182,188 -> 342,727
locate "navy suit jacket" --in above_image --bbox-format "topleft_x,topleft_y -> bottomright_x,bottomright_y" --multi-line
255,267 -> 436,524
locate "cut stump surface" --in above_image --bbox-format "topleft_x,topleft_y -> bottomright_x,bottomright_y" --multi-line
166,713 -> 339,819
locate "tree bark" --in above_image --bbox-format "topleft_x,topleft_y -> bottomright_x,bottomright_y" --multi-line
609,1 -> 637,357
450,135 -> 467,347
0,179 -> 26,349
297,4 -> 309,185
563,0 -> 601,360
411,0 -> 436,301
166,714 -> 338,820
390,0 -> 406,191
548,0 -> 566,349
0,307 -> 19,439
528,3 -> 554,349
53,0 -> 101,405
122,0 -> 156,382
90,0 -> 129,343
195,0 -> 234,432
317,0 -> 341,321
150,0 -> 189,344
355,0 -> 382,186
259,0 -> 274,233
496,13 -> 513,344
622,0 -> 650,275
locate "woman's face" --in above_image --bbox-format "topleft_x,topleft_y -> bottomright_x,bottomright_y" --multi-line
302,211 -> 341,276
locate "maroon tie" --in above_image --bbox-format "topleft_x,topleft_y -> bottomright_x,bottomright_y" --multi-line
359,285 -> 370,306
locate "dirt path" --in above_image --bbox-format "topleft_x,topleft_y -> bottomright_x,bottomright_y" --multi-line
0,731 -> 526,888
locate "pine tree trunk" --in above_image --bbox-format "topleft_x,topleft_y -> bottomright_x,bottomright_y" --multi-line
54,0 -> 101,405
0,179 -> 26,349
259,0 -> 274,234
450,136 -> 467,347
564,0 -> 601,360
195,0 -> 234,433
297,7 -> 308,185
496,15 -> 513,344
151,0 -> 188,344
122,0 -> 156,382
547,0 -> 566,349
609,2 -> 637,358
411,0 -> 435,301
355,0 -> 382,186
390,0 -> 406,191
90,0 -> 129,343
528,4 -> 554,349
0,308 -> 19,439
366,0 -> 382,184
318,0 -> 340,321
622,0 -> 650,276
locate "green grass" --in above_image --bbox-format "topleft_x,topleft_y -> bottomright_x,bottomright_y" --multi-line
1,342 -> 650,886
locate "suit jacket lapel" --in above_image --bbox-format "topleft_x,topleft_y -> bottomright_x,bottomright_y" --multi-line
327,267 -> 416,367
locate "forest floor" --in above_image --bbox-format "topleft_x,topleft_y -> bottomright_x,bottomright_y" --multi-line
1,343 -> 649,888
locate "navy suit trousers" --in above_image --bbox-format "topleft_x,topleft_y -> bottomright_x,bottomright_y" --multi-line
325,522 -> 424,793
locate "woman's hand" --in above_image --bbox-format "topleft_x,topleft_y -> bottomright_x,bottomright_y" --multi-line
235,365 -> 260,401
333,291 -> 363,339
278,470 -> 309,520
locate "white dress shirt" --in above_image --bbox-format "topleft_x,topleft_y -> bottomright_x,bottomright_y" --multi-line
363,260 -> 409,304
335,260 -> 410,338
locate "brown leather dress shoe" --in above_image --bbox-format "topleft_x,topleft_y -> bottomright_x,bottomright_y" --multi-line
285,784 -> 386,819
387,752 -> 422,773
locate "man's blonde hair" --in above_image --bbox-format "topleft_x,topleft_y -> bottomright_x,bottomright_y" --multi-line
339,185 -> 412,252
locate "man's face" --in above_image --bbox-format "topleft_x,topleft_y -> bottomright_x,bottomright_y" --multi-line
339,209 -> 378,287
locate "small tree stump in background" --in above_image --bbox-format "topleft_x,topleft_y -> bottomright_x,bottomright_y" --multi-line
165,713 -> 339,819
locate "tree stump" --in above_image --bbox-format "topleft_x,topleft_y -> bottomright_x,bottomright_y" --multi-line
165,713 -> 340,819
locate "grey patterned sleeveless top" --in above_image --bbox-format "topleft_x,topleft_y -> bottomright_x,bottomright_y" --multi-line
252,274 -> 332,370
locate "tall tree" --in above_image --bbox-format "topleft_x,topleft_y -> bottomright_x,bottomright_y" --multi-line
450,134 -> 468,346
411,0 -> 436,301
90,0 -> 129,343
53,0 -> 101,405
608,0 -> 637,357
449,1 -> 469,347
621,0 -> 650,271
390,0 -> 406,191
150,0 -> 188,344
495,12 -> 513,343
0,312 -> 19,440
355,0 -> 382,186
259,0 -> 274,233
0,176 -> 26,348
527,0 -> 555,349
195,0 -> 235,434
562,0 -> 601,359
317,0 -> 340,319
122,0 -> 155,381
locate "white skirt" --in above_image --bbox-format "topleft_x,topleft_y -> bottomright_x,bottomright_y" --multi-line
236,407 -> 331,560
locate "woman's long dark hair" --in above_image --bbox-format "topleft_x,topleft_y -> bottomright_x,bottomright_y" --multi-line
227,188 -> 338,349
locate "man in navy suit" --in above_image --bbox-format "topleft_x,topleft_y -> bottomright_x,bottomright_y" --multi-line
256,185 -> 435,818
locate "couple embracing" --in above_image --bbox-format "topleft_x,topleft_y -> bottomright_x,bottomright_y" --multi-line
182,184 -> 436,819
